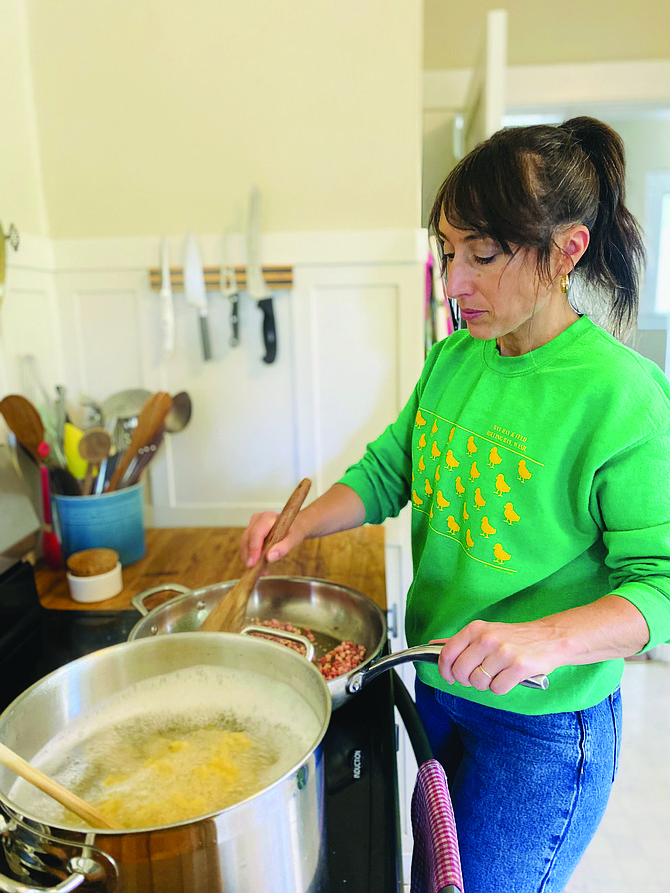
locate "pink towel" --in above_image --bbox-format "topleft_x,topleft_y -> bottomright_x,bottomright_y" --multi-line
410,759 -> 464,893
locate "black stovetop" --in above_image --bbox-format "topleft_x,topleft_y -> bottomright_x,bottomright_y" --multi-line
0,561 -> 404,892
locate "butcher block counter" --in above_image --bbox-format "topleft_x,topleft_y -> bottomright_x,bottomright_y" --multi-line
34,525 -> 387,612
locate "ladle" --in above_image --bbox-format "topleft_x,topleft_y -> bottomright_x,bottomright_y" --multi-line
0,742 -> 121,830
200,478 -> 312,633
78,427 -> 112,496
165,390 -> 192,433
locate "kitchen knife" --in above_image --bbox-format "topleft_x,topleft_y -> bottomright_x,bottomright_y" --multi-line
159,237 -> 175,359
246,187 -> 277,364
184,231 -> 212,361
221,229 -> 240,347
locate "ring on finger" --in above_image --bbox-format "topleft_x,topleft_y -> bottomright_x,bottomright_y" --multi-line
476,664 -> 493,680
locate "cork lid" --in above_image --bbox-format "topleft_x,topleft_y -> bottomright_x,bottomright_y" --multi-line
66,548 -> 119,577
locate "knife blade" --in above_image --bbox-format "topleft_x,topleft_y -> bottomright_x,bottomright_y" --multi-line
221,229 -> 240,347
159,237 -> 175,359
184,231 -> 212,362
246,187 -> 277,364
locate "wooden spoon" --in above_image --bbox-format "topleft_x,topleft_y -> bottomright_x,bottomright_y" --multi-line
200,478 -> 312,633
107,392 -> 172,492
0,742 -> 121,830
78,427 -> 112,496
0,394 -> 45,462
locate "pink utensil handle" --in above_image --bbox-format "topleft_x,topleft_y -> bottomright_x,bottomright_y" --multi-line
40,465 -> 53,525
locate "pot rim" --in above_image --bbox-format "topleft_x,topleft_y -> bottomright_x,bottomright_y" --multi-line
0,632 -> 331,836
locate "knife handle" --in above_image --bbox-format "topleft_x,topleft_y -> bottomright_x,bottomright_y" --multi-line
199,313 -> 213,361
230,296 -> 240,347
258,297 -> 277,364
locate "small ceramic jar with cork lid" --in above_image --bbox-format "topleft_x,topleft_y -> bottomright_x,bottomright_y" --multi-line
66,548 -> 123,603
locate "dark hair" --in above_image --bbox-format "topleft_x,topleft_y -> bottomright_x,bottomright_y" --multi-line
428,116 -> 646,339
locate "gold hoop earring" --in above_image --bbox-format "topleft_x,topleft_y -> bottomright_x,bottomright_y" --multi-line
560,274 -> 570,295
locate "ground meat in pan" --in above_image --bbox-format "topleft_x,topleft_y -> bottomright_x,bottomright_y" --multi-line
249,618 -> 366,679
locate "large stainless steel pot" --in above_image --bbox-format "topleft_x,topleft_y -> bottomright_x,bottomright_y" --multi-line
127,576 -> 390,709
0,633 -> 330,893
127,577 -> 549,707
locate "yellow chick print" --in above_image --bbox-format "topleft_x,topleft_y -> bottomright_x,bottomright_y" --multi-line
474,487 -> 486,510
480,516 -> 496,538
518,459 -> 532,482
431,441 -> 441,460
493,543 -> 511,564
463,502 -> 469,521
469,461 -> 480,482
425,479 -> 434,497
465,529 -> 475,549
447,515 -> 461,534
455,476 -> 466,496
448,426 -> 456,442
503,502 -> 520,525
488,446 -> 502,468
412,490 -> 424,507
494,473 -> 511,495
445,449 -> 460,471
430,504 -> 434,519
466,436 -> 477,456
418,433 -> 427,448
431,419 -> 438,434
436,491 -> 450,510
418,455 -> 426,472
435,465 -> 441,483
416,411 -> 427,427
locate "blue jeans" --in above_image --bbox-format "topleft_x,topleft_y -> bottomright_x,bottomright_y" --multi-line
414,678 -> 621,893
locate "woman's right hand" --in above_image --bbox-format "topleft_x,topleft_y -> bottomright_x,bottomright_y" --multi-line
239,483 -> 367,569
239,510 -> 307,568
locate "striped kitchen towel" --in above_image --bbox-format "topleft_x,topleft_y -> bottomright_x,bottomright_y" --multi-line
410,759 -> 464,893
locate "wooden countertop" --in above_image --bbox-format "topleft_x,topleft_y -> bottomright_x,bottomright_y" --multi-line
35,526 -> 387,612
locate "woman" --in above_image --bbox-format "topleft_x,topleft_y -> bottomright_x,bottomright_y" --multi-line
241,117 -> 670,892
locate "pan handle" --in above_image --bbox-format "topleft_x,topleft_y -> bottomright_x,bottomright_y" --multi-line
240,625 -> 316,663
130,584 -> 191,616
0,856 -> 105,893
346,645 -> 549,694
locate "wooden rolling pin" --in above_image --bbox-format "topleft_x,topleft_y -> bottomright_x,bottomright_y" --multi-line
200,478 -> 312,633
0,742 -> 121,830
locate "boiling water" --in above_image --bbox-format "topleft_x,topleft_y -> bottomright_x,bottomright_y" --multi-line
9,664 -> 322,829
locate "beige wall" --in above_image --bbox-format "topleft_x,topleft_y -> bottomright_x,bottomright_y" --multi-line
1,0 -> 47,235
424,0 -> 670,70
10,0 -> 422,239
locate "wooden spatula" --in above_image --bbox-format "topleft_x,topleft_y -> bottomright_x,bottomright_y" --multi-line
200,478 -> 312,633
107,392 -> 172,492
0,742 -> 121,830
0,394 -> 45,462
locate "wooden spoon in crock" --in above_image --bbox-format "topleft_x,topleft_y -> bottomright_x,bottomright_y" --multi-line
78,427 -> 112,496
107,392 -> 172,492
0,742 -> 121,830
200,478 -> 312,633
0,394 -> 44,462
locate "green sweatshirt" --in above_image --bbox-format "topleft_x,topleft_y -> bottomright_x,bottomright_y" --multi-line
339,316 -> 670,714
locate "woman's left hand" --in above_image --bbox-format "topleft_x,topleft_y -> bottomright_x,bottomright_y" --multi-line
431,618 -> 559,695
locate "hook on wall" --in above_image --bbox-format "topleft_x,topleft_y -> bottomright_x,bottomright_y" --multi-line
1,223 -> 20,252
0,223 -> 20,309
